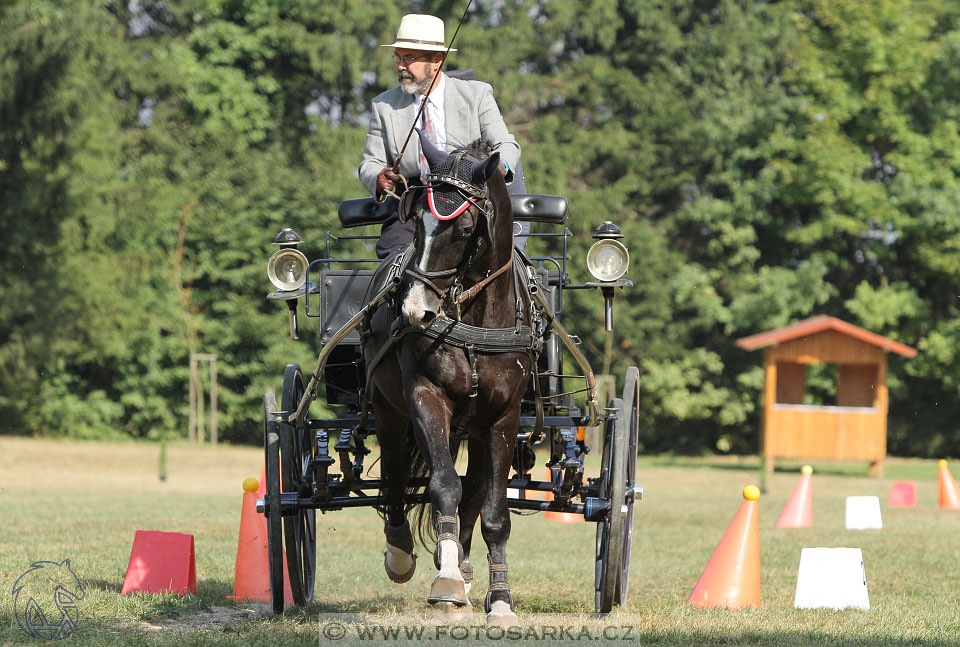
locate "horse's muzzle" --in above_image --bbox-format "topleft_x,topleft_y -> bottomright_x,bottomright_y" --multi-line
402,281 -> 441,329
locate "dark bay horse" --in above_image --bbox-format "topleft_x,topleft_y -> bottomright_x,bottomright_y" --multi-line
361,136 -> 536,627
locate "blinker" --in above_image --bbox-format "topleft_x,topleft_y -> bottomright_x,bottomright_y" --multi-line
397,187 -> 419,224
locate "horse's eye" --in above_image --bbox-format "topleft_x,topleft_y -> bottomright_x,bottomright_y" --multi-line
458,215 -> 475,238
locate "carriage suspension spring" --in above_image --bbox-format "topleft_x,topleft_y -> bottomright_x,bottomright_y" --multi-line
546,428 -> 584,504
313,431 -> 334,500
335,429 -> 369,489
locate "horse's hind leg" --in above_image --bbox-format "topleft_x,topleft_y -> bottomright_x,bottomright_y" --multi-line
480,415 -> 520,628
457,436 -> 487,596
375,400 -> 417,584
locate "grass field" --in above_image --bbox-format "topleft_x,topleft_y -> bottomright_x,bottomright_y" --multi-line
2,436 -> 959,645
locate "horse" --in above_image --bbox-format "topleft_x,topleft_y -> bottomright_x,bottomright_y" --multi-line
360,134 -> 538,628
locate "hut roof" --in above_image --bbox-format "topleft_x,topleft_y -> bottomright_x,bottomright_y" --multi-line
736,315 -> 917,358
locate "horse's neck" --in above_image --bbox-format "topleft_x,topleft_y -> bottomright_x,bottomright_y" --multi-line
462,217 -> 517,329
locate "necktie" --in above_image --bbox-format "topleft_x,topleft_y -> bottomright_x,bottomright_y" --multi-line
419,97 -> 438,181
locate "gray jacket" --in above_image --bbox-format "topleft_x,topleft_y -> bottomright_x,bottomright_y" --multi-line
358,74 -> 521,196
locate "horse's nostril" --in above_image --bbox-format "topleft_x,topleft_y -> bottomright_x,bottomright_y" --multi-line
421,311 -> 437,324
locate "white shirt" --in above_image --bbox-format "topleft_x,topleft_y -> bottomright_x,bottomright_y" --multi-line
418,73 -> 447,180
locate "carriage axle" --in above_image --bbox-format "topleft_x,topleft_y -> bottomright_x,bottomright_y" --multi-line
255,475 -> 616,517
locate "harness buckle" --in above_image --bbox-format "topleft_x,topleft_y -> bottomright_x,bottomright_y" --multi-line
465,344 -> 479,399
448,280 -> 464,322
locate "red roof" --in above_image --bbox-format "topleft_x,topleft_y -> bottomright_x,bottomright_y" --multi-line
736,315 -> 917,358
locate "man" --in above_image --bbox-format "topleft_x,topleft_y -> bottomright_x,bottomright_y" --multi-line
358,14 -> 524,259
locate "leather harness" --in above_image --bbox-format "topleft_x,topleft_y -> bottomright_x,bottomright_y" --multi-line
358,163 -> 548,435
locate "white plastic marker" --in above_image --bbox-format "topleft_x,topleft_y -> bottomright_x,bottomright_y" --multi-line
845,495 -> 883,530
794,547 -> 870,610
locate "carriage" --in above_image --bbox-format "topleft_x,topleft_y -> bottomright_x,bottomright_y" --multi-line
258,160 -> 639,620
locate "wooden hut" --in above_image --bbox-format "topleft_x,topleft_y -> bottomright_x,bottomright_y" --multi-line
736,316 -> 917,476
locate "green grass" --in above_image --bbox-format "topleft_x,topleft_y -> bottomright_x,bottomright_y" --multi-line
2,437 -> 959,645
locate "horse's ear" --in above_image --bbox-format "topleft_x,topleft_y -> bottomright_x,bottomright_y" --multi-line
472,151 -> 501,185
416,129 -> 447,169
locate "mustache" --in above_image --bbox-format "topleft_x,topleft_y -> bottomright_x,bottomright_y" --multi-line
399,71 -> 414,80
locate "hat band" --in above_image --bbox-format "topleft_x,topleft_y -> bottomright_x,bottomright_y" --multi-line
395,37 -> 446,47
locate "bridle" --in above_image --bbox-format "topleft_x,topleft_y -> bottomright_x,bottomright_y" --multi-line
401,150 -> 513,320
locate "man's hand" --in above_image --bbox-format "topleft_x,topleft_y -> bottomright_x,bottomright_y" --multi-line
377,167 -> 402,196
499,160 -> 507,176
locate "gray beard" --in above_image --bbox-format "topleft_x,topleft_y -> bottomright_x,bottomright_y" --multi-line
400,77 -> 433,95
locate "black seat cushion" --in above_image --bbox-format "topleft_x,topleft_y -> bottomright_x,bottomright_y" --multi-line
338,193 -> 568,228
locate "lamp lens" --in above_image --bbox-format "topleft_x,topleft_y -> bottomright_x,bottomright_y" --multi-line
268,249 -> 308,291
587,240 -> 629,281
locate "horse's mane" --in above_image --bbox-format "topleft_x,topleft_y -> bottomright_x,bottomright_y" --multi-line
455,139 -> 493,160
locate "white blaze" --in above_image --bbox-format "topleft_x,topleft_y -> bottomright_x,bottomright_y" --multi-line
418,212 -> 440,271
402,213 -> 441,325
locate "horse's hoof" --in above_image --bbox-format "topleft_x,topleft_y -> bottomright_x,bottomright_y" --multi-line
486,600 -> 519,629
442,600 -> 473,619
428,575 -> 468,606
384,545 -> 416,583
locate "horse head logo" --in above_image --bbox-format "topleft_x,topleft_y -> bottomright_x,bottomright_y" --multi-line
12,559 -> 85,641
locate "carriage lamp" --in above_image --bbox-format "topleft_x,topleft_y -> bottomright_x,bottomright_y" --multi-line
586,222 -> 631,331
586,222 -> 629,282
267,228 -> 308,291
267,228 -> 308,340
267,248 -> 308,291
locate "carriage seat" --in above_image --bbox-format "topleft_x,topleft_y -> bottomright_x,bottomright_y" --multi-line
337,194 -> 569,228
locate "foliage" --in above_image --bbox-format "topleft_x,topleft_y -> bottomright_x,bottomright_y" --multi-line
2,0 -> 960,456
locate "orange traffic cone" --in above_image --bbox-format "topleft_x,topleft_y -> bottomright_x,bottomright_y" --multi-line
776,465 -> 813,528
688,486 -> 761,609
255,465 -> 267,497
544,469 -> 583,524
939,460 -> 960,510
227,477 -> 293,605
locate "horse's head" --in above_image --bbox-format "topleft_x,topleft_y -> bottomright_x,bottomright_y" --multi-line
401,134 -> 504,328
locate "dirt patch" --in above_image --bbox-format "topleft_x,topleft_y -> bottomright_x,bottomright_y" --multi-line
140,605 -> 267,632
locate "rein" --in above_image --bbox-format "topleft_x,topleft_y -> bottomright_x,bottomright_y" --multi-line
455,254 -> 512,304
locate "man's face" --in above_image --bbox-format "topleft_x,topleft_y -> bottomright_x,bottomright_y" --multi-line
395,48 -> 442,95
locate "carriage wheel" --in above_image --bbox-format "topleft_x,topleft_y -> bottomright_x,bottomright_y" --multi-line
263,392 -> 285,615
280,363 -> 317,606
614,366 -> 640,607
594,397 -> 627,614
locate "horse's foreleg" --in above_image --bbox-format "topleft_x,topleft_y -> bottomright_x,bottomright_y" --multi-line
480,415 -> 520,628
408,385 -> 468,607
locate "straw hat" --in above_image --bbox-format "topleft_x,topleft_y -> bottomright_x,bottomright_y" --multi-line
381,14 -> 457,52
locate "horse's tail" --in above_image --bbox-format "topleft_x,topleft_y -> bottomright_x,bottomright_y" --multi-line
374,423 -> 434,548
377,427 -> 467,550
406,429 -> 435,548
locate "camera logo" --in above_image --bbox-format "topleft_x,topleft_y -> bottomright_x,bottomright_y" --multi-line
13,559 -> 85,641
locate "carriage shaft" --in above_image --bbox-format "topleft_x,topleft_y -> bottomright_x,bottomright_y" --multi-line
291,276 -> 400,424
531,290 -> 600,426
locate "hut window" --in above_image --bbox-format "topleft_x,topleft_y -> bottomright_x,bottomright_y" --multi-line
775,361 -> 878,409
803,362 -> 839,406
